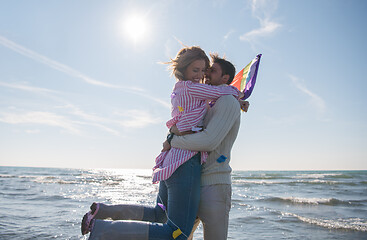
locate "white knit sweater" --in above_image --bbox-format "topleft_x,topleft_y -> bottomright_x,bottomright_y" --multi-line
171,94 -> 241,186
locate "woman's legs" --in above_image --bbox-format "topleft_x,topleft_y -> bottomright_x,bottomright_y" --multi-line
88,153 -> 201,240
89,220 -> 151,240
149,153 -> 202,240
93,181 -> 167,223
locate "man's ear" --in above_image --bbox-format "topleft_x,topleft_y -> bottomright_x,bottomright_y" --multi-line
222,74 -> 230,84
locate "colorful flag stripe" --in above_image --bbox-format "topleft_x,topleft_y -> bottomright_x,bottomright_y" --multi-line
231,54 -> 262,100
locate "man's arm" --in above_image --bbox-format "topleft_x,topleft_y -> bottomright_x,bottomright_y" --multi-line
171,95 -> 241,152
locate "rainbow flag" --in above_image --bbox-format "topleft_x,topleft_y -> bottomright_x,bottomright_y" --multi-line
231,54 -> 262,100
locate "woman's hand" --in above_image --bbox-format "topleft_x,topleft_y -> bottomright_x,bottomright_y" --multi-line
239,100 -> 250,112
170,125 -> 194,136
161,140 -> 171,152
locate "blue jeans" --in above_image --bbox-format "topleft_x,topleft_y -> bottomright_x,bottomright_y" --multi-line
89,153 -> 202,240
149,153 -> 202,239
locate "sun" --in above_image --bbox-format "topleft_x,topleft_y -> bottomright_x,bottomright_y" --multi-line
123,14 -> 148,43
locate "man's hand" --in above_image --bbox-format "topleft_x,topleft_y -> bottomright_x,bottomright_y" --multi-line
161,140 -> 171,152
239,100 -> 250,112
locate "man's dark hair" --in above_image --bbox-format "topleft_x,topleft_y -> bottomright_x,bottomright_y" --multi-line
210,53 -> 236,84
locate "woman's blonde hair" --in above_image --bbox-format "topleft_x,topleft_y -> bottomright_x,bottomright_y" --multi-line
167,46 -> 210,81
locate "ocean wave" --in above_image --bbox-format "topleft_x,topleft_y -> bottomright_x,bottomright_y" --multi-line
0,192 -> 37,198
264,196 -> 364,206
292,173 -> 352,179
136,175 -> 153,180
233,179 -> 279,185
232,179 -> 355,186
0,174 -> 17,179
32,176 -> 80,185
27,195 -> 69,201
0,174 -> 39,180
30,175 -> 121,186
294,179 -> 349,185
234,175 -> 291,180
284,213 -> 367,232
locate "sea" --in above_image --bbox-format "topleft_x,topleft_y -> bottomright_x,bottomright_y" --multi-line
0,166 -> 366,240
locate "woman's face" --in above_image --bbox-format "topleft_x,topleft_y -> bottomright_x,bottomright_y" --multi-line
183,59 -> 206,83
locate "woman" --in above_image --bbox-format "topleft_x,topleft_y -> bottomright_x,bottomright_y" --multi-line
81,46 -> 240,240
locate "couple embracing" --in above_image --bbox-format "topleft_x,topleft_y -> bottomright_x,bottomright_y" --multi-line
81,46 -> 249,240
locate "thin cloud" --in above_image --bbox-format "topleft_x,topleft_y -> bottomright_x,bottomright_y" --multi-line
61,104 -> 111,123
164,36 -> 186,60
57,104 -> 162,134
25,129 -> 40,134
240,19 -> 281,41
62,104 -> 162,132
289,74 -> 326,113
74,120 -> 121,136
133,91 -> 170,109
0,82 -> 165,135
115,109 -> 162,128
223,30 -> 235,41
0,108 -> 122,136
1,80 -> 170,110
211,0 -> 228,8
0,82 -> 122,135
0,35 -> 170,134
0,35 -> 169,109
264,114 -> 303,126
59,104 -> 121,135
251,0 -> 278,16
0,111 -> 81,134
0,35 -> 135,90
0,81 -> 57,94
240,0 -> 281,44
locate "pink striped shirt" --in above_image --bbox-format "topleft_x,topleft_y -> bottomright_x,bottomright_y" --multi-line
152,81 -> 239,183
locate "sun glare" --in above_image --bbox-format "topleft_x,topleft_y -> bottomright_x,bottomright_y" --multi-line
123,14 -> 148,42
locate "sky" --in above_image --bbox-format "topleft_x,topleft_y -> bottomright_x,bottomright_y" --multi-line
0,0 -> 366,171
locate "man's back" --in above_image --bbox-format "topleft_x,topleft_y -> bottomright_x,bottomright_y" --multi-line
199,94 -> 241,186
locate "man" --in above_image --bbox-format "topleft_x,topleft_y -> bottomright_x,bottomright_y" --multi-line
81,53 -> 248,240
170,53 -> 249,239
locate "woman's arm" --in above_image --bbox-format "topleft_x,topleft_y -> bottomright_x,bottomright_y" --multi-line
171,95 -> 241,152
186,81 -> 240,101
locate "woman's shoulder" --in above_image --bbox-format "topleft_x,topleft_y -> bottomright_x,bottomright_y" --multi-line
173,81 -> 192,94
181,80 -> 195,85
176,81 -> 201,89
175,80 -> 191,86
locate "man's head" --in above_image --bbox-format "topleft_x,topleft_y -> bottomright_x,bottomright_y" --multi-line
205,53 -> 236,86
